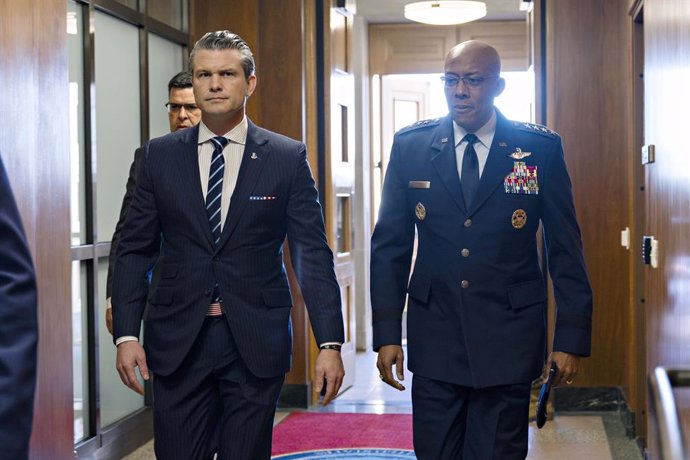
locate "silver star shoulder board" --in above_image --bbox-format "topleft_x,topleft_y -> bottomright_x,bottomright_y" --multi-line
513,121 -> 558,139
398,118 -> 442,135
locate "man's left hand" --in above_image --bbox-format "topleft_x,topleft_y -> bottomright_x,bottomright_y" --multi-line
313,349 -> 345,405
105,298 -> 113,335
545,351 -> 580,387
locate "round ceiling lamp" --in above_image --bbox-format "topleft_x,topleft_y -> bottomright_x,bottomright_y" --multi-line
404,1 -> 487,25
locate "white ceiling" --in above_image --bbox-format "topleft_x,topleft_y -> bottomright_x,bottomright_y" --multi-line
356,0 -> 527,24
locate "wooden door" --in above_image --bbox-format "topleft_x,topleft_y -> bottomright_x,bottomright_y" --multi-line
629,0 -> 648,441
375,77 -> 430,228
642,0 -> 690,454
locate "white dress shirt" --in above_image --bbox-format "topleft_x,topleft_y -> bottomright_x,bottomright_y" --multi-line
453,109 -> 497,180
197,117 -> 248,230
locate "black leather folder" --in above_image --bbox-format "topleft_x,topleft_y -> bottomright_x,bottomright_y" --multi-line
536,362 -> 558,429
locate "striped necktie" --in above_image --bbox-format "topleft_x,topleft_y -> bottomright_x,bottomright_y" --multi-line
206,136 -> 229,245
460,133 -> 479,208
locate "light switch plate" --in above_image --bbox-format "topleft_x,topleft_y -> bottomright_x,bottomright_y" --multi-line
620,227 -> 630,250
650,238 -> 659,269
642,144 -> 655,164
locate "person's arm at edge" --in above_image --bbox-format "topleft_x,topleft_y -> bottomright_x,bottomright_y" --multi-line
370,135 -> 415,391
540,136 -> 593,387
285,142 -> 345,405
112,144 -> 161,395
0,155 -> 38,459
106,148 -> 144,335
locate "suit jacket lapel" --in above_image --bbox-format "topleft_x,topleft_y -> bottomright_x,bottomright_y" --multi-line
431,116 -> 467,213
467,111 -> 518,215
216,120 -> 270,250
175,125 -> 216,246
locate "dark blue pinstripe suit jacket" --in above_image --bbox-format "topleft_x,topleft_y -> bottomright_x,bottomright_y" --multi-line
112,121 -> 344,378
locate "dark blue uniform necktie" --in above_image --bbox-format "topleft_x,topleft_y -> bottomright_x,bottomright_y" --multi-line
461,133 -> 479,208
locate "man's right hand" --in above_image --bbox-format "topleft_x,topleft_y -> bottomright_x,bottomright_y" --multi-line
116,341 -> 149,395
376,344 -> 406,391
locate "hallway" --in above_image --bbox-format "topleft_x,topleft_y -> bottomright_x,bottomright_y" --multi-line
124,349 -> 645,458
309,349 -> 644,460
6,0 -> 690,457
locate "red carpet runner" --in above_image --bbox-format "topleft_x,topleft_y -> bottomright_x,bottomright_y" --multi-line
272,413 -> 414,459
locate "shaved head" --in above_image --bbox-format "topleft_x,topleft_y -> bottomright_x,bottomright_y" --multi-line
445,40 -> 501,75
443,40 -> 504,132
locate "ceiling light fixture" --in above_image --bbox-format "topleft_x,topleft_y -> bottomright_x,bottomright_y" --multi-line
404,1 -> 487,26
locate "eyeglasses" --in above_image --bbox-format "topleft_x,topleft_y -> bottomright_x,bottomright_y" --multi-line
440,74 -> 497,89
165,103 -> 199,113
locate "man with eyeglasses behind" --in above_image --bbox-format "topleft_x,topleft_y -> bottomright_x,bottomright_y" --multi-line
371,40 -> 593,459
105,71 -> 201,333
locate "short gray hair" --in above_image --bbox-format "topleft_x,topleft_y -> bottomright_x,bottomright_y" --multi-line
189,30 -> 255,80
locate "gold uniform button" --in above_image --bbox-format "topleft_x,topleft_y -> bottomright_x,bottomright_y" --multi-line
464,219 -> 472,227
461,249 -> 470,257
461,280 -> 470,288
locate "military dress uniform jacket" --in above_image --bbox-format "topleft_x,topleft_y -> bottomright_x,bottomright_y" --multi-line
371,110 -> 593,388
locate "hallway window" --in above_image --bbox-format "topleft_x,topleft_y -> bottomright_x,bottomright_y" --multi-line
148,0 -> 188,30
94,10 -> 141,244
67,0 -> 189,456
148,33 -> 185,138
72,261 -> 89,442
68,0 -> 85,246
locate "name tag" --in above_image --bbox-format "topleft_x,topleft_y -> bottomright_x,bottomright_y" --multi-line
408,181 -> 431,189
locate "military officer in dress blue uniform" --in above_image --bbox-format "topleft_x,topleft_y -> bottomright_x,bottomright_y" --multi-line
371,40 -> 593,459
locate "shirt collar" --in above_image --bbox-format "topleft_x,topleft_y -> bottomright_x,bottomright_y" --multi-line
453,109 -> 497,149
197,116 -> 248,146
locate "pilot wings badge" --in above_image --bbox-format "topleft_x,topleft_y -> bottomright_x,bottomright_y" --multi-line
509,147 -> 531,160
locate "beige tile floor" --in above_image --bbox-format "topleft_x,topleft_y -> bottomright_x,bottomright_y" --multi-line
125,349 -> 643,459
527,415 -> 610,459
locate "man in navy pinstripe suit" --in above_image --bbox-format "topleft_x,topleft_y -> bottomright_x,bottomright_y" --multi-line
112,31 -> 345,460
0,154 -> 38,460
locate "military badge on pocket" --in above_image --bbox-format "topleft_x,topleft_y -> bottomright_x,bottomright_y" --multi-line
512,209 -> 527,229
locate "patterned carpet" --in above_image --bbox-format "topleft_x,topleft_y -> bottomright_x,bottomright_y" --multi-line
272,449 -> 416,459
271,413 -> 414,459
